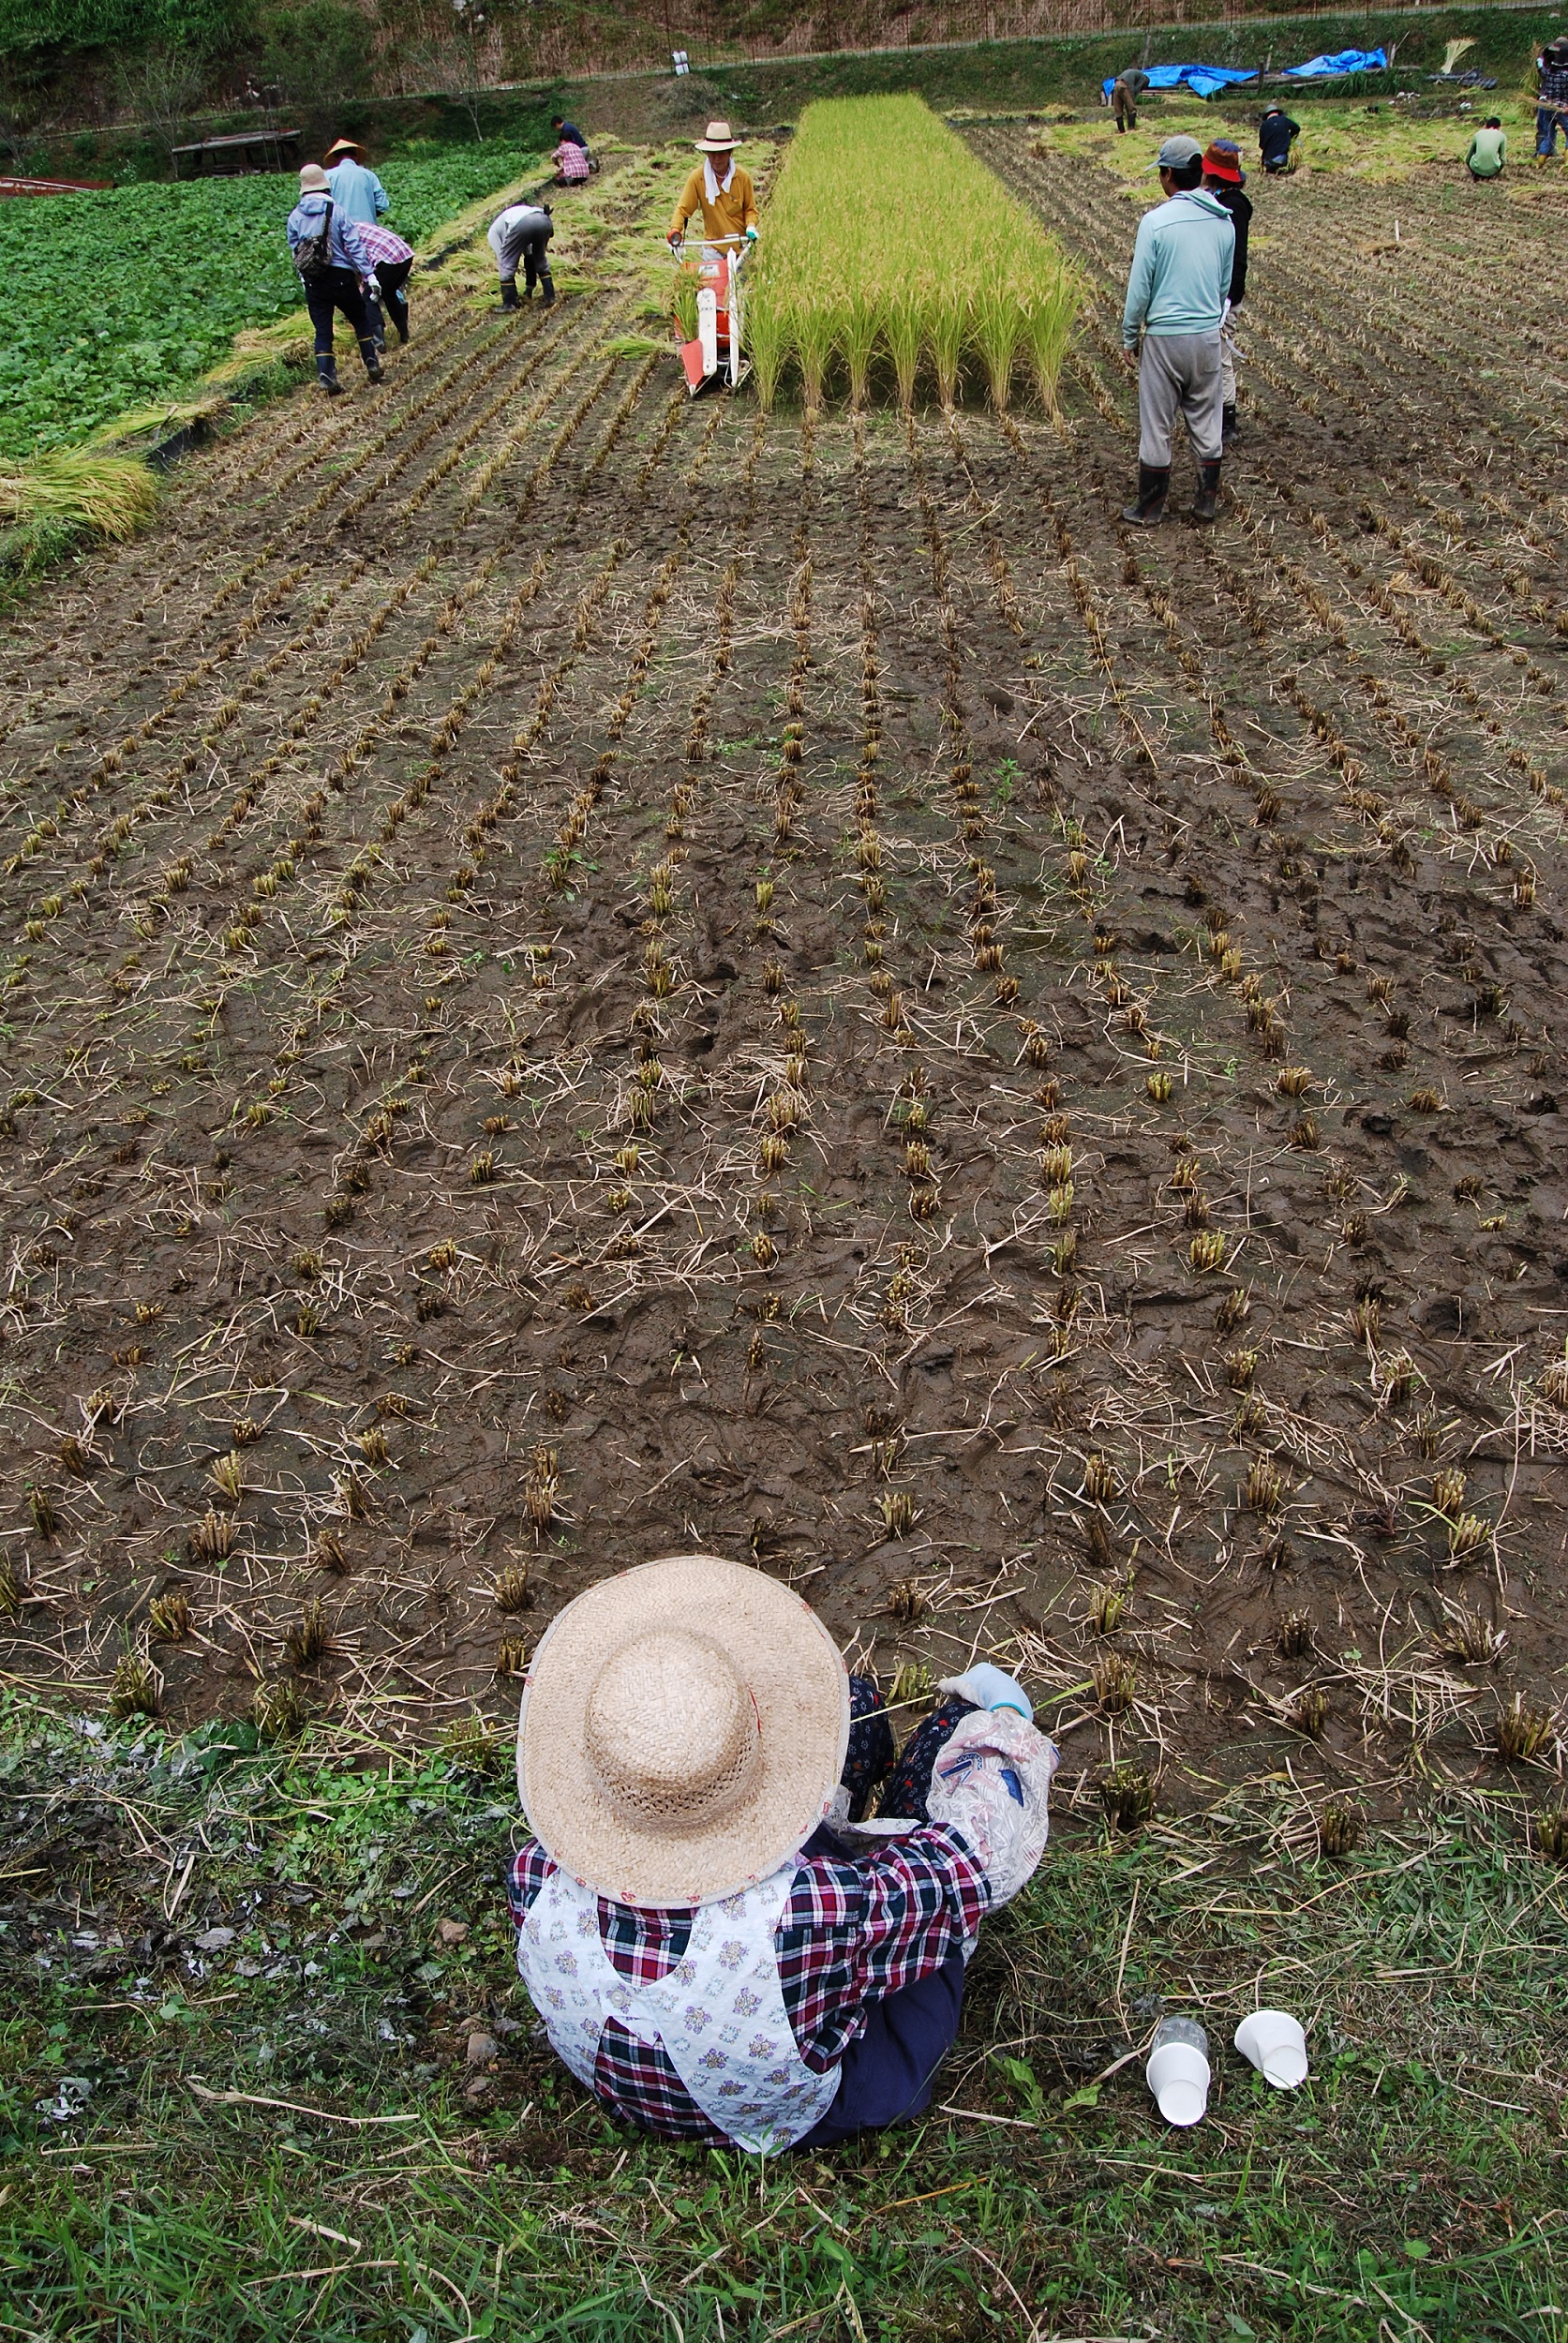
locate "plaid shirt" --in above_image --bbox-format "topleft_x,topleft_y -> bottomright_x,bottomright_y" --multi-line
507,1824 -> 989,2142
356,221 -> 413,268
1540,65 -> 1568,102
554,140 -> 591,183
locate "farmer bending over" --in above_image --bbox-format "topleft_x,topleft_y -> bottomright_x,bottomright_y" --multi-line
487,199 -> 554,311
1111,67 -> 1150,132
508,1554 -> 1058,2150
1119,132 -> 1234,529
666,120 -> 758,254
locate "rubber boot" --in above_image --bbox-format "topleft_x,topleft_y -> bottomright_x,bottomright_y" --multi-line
497,280 -> 521,313
315,353 -> 343,398
359,336 -> 385,384
1119,463 -> 1170,527
1190,459 -> 1223,524
539,274 -> 556,307
1221,401 -> 1239,449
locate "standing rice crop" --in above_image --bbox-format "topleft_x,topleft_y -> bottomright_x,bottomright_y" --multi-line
742,95 -> 1081,414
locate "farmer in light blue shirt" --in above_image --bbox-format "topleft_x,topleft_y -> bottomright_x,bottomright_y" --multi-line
324,138 -> 390,226
1119,132 -> 1234,528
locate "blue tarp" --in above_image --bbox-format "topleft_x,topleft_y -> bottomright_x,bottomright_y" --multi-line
1283,46 -> 1388,76
1103,62 -> 1259,100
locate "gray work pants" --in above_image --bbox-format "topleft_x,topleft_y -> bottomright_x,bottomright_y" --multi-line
1137,330 -> 1223,466
1219,318 -> 1238,406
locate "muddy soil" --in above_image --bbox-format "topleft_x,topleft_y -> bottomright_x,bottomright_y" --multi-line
1,144 -> 1564,1823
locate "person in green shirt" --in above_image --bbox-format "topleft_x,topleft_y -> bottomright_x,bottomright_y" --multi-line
1467,119 -> 1507,179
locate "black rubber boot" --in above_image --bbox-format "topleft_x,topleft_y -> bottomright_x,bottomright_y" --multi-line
315,353 -> 343,397
1191,459 -> 1223,524
540,275 -> 556,306
359,337 -> 385,384
497,280 -> 521,312
1119,463 -> 1171,527
1221,401 -> 1239,449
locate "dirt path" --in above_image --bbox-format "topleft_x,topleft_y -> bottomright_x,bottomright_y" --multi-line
2,140 -> 1564,1826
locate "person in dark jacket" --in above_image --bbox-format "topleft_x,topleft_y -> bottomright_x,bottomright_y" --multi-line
1259,104 -> 1300,172
1533,43 -> 1568,156
1202,139 -> 1251,448
286,162 -> 382,395
1111,67 -> 1150,131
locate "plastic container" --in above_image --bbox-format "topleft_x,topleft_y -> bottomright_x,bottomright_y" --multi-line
1234,2008 -> 1308,2089
1146,2014 -> 1210,2127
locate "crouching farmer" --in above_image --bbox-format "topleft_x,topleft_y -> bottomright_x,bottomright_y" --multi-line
1120,133 -> 1234,527
487,199 -> 554,311
509,1554 -> 1057,2151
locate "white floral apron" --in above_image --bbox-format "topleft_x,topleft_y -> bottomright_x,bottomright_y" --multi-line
517,1859 -> 840,2153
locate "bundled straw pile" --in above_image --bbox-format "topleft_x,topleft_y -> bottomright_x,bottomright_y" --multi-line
743,94 -> 1082,415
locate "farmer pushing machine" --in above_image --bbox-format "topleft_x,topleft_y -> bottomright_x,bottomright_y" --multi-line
666,118 -> 758,395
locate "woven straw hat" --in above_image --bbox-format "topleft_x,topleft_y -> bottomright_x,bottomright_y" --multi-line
694,119 -> 739,152
516,1554 -> 849,1908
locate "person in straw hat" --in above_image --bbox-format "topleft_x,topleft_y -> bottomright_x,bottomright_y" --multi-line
508,1553 -> 1058,2151
665,121 -> 759,253
285,162 -> 383,396
322,137 -> 391,228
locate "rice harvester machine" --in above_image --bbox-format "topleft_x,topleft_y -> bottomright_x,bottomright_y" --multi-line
671,232 -> 752,396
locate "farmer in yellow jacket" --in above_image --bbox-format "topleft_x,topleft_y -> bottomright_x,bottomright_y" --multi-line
666,120 -> 758,252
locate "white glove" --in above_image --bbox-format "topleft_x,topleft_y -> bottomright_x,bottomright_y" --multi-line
924,1707 -> 1058,1908
365,274 -> 381,298
938,1664 -> 1032,1721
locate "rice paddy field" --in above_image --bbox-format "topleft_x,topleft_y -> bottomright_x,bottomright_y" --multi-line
2,96 -> 1566,2342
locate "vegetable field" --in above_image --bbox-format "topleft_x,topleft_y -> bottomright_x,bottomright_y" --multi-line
0,143 -> 545,461
1,127 -> 1565,1839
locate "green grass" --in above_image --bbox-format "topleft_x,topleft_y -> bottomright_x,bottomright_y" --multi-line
3,1694 -> 1565,2338
0,142 -> 544,464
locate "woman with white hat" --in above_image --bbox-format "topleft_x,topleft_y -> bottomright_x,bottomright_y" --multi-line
509,1553 -> 1058,2151
665,120 -> 759,253
285,162 -> 383,396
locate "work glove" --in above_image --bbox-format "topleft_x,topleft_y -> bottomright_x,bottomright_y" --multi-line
365,274 -> 381,298
938,1664 -> 1032,1721
745,225 -> 758,240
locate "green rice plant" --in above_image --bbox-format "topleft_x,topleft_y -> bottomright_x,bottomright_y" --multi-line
884,293 -> 922,410
745,280 -> 788,413
973,270 -> 1023,413
790,287 -> 835,415
670,256 -> 702,345
841,282 -> 885,410
929,276 -> 966,410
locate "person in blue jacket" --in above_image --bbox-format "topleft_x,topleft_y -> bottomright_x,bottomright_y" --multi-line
1119,133 -> 1234,527
286,163 -> 383,395
323,138 -> 390,224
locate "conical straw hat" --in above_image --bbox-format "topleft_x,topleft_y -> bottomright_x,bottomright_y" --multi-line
516,1554 -> 849,1908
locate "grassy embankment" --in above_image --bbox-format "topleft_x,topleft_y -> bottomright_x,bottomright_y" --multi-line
2,1696 -> 1564,2339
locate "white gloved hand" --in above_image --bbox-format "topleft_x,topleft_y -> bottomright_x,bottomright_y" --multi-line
924,1706 -> 1059,1908
938,1664 -> 1032,1721
365,274 -> 381,298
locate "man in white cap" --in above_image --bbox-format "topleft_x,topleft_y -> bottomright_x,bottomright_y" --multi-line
508,1554 -> 1058,2150
1119,131 -> 1234,527
665,120 -> 759,253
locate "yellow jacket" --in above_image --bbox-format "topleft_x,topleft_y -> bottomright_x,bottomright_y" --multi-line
668,162 -> 758,245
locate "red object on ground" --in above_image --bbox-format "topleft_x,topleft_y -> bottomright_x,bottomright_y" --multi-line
0,174 -> 112,196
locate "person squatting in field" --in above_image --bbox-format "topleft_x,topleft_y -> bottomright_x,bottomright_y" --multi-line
487,200 -> 554,310
1119,133 -> 1234,528
1111,67 -> 1150,132
508,1554 -> 1058,2150
1467,118 -> 1507,180
666,119 -> 759,253
286,163 -> 383,395
1259,104 -> 1300,173
1201,138 -> 1250,450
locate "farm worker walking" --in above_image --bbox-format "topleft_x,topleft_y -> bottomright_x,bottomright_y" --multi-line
356,219 -> 415,349
1201,138 -> 1250,449
509,1554 -> 1058,2149
323,138 -> 390,225
1258,104 -> 1300,174
487,200 -> 554,310
1119,132 -> 1234,527
286,163 -> 383,396
1466,118 -> 1507,179
1111,67 -> 1150,132
665,121 -> 759,253
1535,39 -> 1568,154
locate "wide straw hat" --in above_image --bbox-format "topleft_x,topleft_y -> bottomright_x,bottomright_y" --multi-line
694,118 -> 739,152
323,138 -> 362,160
517,1554 -> 850,1908
298,163 -> 330,192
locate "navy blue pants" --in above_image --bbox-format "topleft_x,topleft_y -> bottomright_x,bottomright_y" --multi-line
797,1949 -> 966,2146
